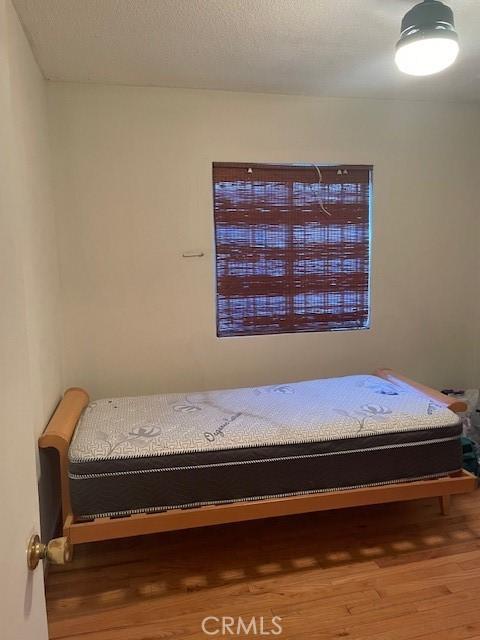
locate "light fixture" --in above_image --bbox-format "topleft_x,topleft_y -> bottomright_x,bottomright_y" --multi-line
395,0 -> 459,76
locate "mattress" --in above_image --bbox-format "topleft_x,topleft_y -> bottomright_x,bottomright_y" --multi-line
68,374 -> 463,519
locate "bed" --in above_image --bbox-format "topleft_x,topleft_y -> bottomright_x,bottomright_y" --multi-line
40,369 -> 477,551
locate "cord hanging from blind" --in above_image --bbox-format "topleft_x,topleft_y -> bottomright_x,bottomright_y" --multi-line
213,163 -> 372,337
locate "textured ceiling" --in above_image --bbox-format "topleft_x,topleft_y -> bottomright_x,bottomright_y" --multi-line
13,0 -> 480,101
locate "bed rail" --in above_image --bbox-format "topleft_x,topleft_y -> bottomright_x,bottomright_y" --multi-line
374,369 -> 467,414
39,387 -> 89,520
63,470 -> 476,544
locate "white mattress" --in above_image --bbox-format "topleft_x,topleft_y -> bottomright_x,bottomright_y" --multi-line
69,374 -> 459,463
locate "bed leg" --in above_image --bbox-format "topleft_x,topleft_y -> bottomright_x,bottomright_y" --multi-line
439,495 -> 450,516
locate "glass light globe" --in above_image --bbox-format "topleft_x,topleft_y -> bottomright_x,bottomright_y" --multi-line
395,36 -> 459,76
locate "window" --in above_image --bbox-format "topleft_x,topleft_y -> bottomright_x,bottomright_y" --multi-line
213,163 -> 372,338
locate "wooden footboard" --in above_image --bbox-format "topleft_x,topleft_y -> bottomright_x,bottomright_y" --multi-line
39,371 -> 476,546
39,387 -> 89,525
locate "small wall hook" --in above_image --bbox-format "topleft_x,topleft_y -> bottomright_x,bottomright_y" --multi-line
182,251 -> 205,258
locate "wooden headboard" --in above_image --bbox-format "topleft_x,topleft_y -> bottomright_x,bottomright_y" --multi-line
375,369 -> 467,414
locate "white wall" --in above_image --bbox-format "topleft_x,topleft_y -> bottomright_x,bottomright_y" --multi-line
47,82 -> 480,399
4,1 -> 63,537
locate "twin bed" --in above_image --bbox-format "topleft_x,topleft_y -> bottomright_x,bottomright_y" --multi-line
40,369 -> 476,550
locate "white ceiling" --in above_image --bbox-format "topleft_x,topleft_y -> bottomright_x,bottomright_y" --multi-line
13,0 -> 480,102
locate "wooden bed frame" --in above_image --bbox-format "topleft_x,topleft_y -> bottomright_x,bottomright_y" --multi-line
39,369 -> 477,547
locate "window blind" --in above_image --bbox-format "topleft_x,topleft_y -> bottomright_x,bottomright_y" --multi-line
213,163 -> 372,337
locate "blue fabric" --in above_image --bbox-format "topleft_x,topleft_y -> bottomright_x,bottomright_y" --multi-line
461,436 -> 479,476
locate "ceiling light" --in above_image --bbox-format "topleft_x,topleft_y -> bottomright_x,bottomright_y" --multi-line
395,0 -> 459,76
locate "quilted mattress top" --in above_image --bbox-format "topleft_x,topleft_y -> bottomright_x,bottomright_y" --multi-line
68,375 -> 459,463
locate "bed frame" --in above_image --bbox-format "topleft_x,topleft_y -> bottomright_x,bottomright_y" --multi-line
39,369 -> 477,547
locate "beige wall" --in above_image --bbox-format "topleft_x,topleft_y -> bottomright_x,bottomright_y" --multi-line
47,82 -> 480,399
5,1 -> 63,538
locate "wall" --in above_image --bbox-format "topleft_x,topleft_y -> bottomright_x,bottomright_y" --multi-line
47,82 -> 480,399
0,1 -> 61,638
5,1 -> 63,537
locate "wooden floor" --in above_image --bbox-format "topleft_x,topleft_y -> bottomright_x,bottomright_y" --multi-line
46,491 -> 480,639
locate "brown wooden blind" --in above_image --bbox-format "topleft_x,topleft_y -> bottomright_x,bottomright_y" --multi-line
213,163 -> 372,337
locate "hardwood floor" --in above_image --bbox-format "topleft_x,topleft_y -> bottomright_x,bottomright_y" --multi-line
46,491 -> 480,639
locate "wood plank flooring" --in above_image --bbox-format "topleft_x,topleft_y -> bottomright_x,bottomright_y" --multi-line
46,491 -> 480,639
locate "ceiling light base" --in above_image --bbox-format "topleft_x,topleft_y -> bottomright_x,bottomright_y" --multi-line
395,0 -> 459,76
